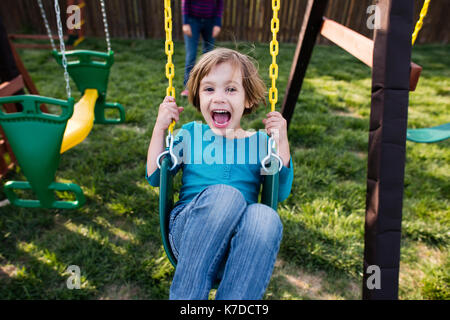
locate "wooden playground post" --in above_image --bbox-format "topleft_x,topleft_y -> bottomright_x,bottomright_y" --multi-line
282,0 -> 415,299
280,0 -> 329,129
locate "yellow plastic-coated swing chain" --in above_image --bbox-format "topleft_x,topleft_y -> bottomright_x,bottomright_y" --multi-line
164,0 -> 176,134
261,0 -> 283,174
412,0 -> 430,45
269,0 -> 280,112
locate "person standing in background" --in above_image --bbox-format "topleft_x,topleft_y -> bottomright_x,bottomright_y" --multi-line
181,0 -> 224,97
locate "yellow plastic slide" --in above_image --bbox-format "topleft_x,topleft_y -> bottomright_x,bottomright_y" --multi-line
60,89 -> 98,153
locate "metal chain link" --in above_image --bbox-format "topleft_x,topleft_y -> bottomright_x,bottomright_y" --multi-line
37,0 -> 56,51
54,0 -> 71,98
164,0 -> 176,134
99,0 -> 112,52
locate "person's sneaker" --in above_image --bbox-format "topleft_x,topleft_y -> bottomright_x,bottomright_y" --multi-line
181,89 -> 189,97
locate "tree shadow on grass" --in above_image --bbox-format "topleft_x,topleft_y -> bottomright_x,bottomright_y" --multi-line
279,212 -> 363,275
0,190 -> 173,299
0,137 -> 173,299
0,212 -> 99,299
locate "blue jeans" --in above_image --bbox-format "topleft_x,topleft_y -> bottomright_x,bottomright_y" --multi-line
183,16 -> 216,87
168,184 -> 283,300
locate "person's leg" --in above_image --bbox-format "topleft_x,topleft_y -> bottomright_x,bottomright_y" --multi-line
169,184 -> 248,300
183,17 -> 201,87
215,203 -> 283,300
200,18 -> 215,54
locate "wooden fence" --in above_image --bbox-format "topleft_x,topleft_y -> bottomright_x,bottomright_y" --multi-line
0,0 -> 448,45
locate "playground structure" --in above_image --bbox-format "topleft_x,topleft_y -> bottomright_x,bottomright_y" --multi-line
0,0 -> 125,209
279,0 -> 449,300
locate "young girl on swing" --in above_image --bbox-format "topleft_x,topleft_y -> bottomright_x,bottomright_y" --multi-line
146,48 -> 293,300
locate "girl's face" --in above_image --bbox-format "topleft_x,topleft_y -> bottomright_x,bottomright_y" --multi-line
199,62 -> 249,136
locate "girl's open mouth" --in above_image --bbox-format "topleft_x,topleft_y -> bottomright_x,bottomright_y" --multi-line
211,110 -> 231,128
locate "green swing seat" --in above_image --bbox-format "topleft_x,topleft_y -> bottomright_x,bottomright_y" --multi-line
0,1 -> 122,209
52,50 -> 125,124
0,51 -> 125,209
406,123 -> 450,143
158,155 -> 280,268
0,95 -> 85,209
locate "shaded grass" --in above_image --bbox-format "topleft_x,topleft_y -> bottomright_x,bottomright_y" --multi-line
0,38 -> 448,299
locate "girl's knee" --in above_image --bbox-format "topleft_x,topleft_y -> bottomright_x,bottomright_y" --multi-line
247,203 -> 282,226
242,203 -> 283,247
193,184 -> 247,226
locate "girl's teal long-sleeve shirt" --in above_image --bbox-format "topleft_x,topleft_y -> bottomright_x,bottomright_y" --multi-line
146,121 -> 294,207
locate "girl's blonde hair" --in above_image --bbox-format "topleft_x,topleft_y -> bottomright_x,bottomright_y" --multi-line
187,48 -> 266,115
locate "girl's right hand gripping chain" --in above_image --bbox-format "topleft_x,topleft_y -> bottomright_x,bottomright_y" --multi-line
155,96 -> 184,132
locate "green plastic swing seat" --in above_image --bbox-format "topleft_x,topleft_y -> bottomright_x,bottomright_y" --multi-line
158,155 -> 280,268
52,50 -> 125,124
0,95 -> 85,209
406,123 -> 450,143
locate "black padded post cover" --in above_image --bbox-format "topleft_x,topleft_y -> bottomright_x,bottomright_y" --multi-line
363,0 -> 413,300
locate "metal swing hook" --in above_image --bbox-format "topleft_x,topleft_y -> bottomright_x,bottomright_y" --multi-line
156,132 -> 178,171
261,135 -> 283,174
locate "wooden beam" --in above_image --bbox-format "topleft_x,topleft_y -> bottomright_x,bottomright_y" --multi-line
409,62 -> 422,91
320,17 -> 421,91
281,0 -> 330,129
363,0 -> 413,300
9,34 -> 68,40
0,75 -> 24,97
321,17 -> 374,67
8,34 -> 72,50
11,44 -> 60,50
0,74 -> 24,114
7,37 -> 48,113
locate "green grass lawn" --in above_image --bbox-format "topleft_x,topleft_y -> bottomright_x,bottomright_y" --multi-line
0,38 -> 448,300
